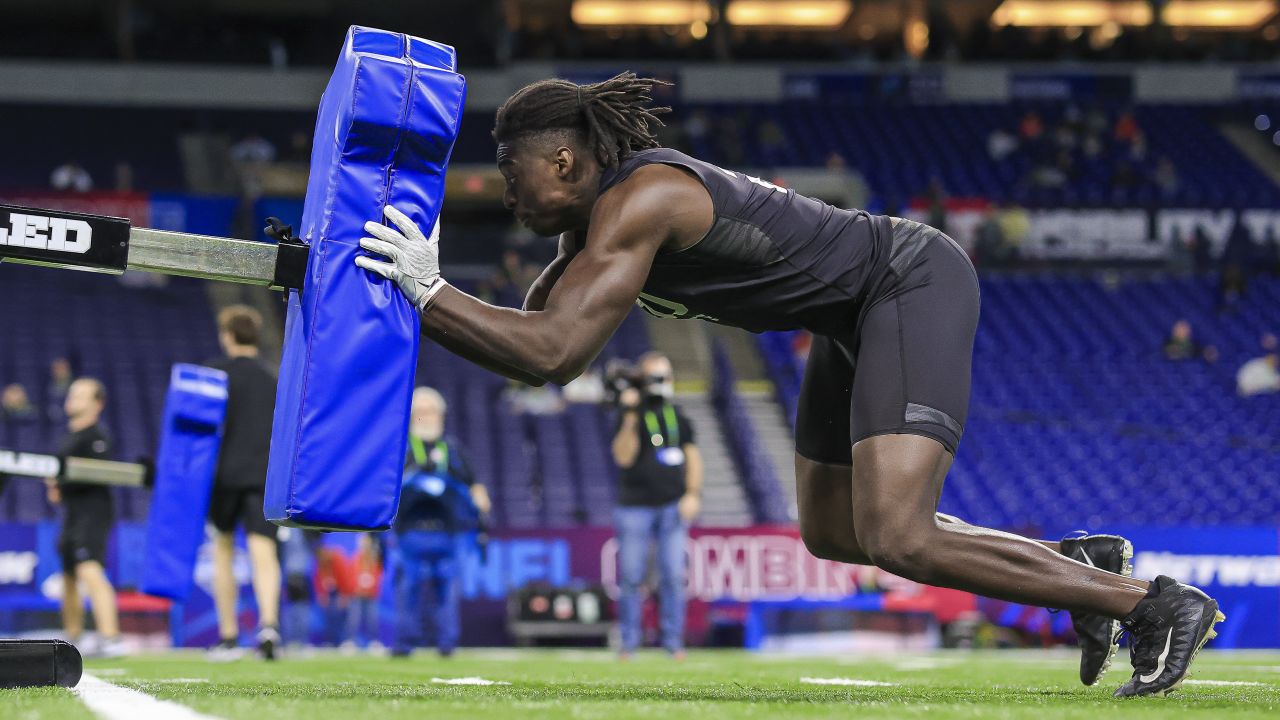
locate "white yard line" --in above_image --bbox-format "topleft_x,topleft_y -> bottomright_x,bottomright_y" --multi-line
431,677 -> 512,686
73,674 -> 224,720
800,677 -> 897,687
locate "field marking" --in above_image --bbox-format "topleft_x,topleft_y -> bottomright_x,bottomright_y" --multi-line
139,678 -> 212,684
431,677 -> 512,686
73,674 -> 224,720
1184,680 -> 1269,687
889,658 -> 960,671
800,677 -> 897,687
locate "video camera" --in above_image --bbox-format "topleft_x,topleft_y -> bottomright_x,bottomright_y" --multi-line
602,358 -> 673,407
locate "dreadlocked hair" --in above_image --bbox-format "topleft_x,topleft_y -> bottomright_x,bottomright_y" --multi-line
493,72 -> 672,168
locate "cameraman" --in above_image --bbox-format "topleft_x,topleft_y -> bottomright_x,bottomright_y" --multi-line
610,352 -> 702,659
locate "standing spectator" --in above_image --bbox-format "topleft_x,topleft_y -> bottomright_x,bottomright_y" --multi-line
1237,354 -> 1280,396
50,161 -> 93,192
610,353 -> 702,659
314,546 -> 354,647
344,534 -> 384,652
1162,320 -> 1217,362
46,378 -> 123,658
277,527 -> 316,650
206,306 -> 282,661
391,387 -> 488,657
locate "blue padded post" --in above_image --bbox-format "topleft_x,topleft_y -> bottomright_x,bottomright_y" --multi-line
266,26 -> 467,530
141,364 -> 229,601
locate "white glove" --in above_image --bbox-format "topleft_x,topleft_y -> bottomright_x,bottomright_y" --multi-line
355,204 -> 445,311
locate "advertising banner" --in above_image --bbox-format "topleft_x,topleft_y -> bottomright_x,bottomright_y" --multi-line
906,201 -> 1280,262
0,522 -> 1273,647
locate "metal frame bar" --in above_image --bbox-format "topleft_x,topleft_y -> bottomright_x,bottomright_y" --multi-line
128,228 -> 279,286
0,450 -> 149,488
0,203 -> 307,290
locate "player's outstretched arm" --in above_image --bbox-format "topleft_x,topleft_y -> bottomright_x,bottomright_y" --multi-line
358,177 -> 670,385
421,183 -> 666,385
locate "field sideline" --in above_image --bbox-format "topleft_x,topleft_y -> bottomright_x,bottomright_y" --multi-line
3,648 -> 1279,719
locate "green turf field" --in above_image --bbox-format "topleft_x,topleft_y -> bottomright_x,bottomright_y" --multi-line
5,649 -> 1279,719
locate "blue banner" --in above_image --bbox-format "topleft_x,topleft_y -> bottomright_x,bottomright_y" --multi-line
0,523 -> 39,594
1115,525 -> 1280,650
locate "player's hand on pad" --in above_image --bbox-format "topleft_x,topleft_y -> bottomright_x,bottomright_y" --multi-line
356,204 -> 447,311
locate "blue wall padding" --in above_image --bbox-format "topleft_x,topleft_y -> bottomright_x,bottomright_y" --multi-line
141,364 -> 229,601
266,26 -> 467,531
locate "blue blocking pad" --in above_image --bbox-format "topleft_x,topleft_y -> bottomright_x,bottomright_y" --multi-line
266,26 -> 467,531
141,365 -> 229,601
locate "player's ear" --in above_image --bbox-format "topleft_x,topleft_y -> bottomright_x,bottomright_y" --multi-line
554,145 -> 575,179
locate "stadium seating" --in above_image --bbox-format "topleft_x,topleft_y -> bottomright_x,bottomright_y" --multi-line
4,101 -> 1276,211
678,102 -> 1280,208
710,341 -> 790,524
760,274 -> 1280,529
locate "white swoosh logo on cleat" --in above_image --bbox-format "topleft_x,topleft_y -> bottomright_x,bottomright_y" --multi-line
1139,629 -> 1174,683
1079,550 -> 1095,567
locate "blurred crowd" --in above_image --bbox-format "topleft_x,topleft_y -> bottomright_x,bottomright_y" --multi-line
986,105 -> 1178,205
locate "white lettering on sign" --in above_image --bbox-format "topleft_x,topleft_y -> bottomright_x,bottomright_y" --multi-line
0,214 -> 93,253
0,450 -> 61,477
599,534 -> 901,601
0,551 -> 38,585
1135,552 -> 1280,587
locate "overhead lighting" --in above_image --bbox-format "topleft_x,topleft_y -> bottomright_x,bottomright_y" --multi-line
1162,1 -> 1277,28
571,0 -> 712,26
992,1 -> 1152,27
726,0 -> 853,28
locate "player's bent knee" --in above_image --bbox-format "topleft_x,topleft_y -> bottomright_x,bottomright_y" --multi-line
855,522 -> 938,582
800,523 -> 871,565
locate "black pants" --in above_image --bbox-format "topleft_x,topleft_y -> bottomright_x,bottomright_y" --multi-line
796,218 -> 980,463
208,487 -> 276,538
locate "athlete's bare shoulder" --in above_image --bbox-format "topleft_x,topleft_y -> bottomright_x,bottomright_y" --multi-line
593,162 -> 713,253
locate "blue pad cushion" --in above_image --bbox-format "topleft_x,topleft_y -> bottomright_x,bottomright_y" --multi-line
266,25 -> 466,531
141,364 -> 229,601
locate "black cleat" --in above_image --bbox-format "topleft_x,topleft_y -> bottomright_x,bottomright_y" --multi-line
1060,533 -> 1133,685
256,626 -> 280,661
1113,575 -> 1224,698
